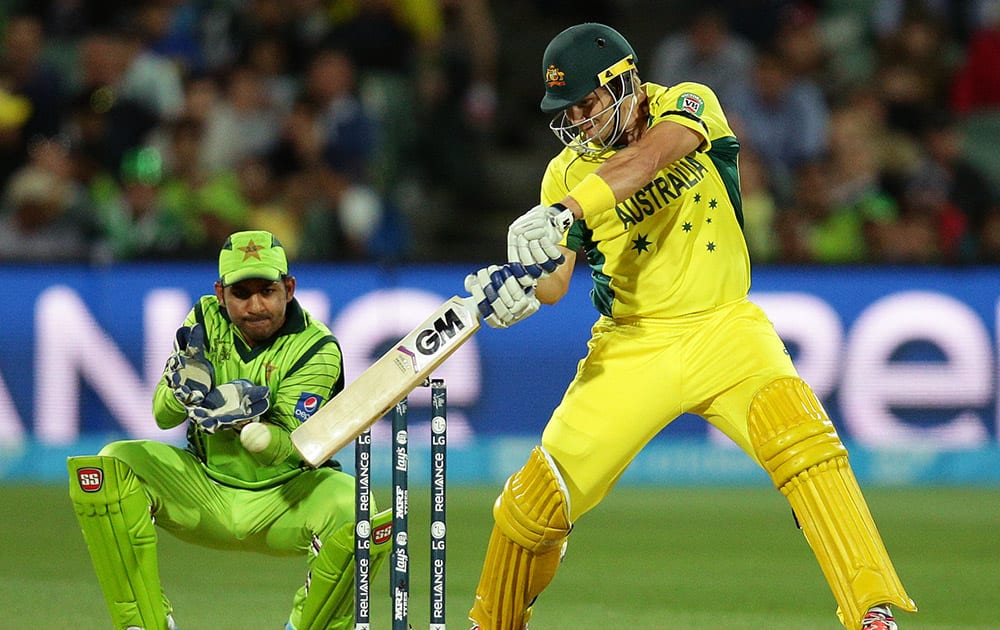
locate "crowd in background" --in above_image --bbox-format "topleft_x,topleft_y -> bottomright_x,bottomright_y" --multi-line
0,0 -> 997,266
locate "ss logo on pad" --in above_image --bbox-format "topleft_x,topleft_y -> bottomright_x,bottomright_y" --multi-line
77,467 -> 104,492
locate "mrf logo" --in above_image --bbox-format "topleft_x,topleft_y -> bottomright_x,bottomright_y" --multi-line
77,467 -> 104,492
415,307 -> 466,356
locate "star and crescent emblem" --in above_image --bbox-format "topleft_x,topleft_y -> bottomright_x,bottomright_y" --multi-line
238,239 -> 265,261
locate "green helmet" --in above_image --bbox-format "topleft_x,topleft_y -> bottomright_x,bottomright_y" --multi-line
540,23 -> 637,114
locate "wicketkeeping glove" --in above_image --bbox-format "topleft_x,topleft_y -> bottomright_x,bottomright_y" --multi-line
465,263 -> 540,329
188,379 -> 271,434
507,204 -> 575,277
163,323 -> 214,405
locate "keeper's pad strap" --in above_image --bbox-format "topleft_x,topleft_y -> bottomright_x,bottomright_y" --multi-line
748,378 -> 916,630
68,455 -> 168,629
296,508 -> 392,630
469,446 -> 572,630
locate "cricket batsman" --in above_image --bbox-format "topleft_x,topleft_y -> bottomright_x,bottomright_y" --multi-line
68,230 -> 391,629
463,23 -> 917,630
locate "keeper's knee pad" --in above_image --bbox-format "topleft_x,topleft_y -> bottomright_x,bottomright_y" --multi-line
68,454 -> 168,630
748,377 -> 916,630
469,446 -> 572,630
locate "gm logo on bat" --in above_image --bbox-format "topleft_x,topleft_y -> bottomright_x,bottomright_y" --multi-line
415,306 -> 469,356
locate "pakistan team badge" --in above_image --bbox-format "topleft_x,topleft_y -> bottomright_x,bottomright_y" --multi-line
677,93 -> 704,116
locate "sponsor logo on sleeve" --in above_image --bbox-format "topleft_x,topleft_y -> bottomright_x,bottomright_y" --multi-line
294,392 -> 324,422
677,92 -> 704,116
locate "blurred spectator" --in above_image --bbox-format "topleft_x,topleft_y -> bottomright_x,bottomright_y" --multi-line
0,13 -> 65,187
158,116 -> 248,255
950,6 -> 1000,114
305,48 -> 377,183
200,64 -> 282,173
648,7 -> 753,106
779,156 -> 897,264
0,138 -> 92,261
738,149 -> 779,263
874,9 -> 960,135
136,0 -> 205,74
412,0 -> 498,211
242,35 -> 298,114
117,18 -> 185,122
728,47 -> 830,204
90,146 -> 187,262
67,30 -> 159,174
903,110 -> 999,261
868,183 -> 944,263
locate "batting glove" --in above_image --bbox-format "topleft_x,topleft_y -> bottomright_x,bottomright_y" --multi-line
465,263 -> 540,329
188,379 -> 271,434
163,323 -> 214,406
507,204 -> 575,278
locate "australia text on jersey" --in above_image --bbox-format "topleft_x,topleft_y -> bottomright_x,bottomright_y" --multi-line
615,155 -> 708,229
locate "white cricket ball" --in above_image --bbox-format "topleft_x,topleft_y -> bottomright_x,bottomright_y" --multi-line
240,422 -> 271,453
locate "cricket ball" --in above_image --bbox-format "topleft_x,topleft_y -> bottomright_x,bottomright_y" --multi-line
240,422 -> 271,453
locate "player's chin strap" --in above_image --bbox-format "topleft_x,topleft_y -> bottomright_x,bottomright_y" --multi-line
748,377 -> 916,630
469,446 -> 572,630
68,455 -> 171,630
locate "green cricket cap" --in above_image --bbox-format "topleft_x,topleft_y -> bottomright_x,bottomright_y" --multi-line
218,230 -> 288,286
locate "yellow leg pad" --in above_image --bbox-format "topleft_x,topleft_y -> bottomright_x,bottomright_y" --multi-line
469,446 -> 572,630
749,378 -> 916,630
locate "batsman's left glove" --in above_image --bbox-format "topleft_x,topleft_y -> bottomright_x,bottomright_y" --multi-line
163,323 -> 214,405
188,379 -> 271,434
465,263 -> 539,329
507,204 -> 574,277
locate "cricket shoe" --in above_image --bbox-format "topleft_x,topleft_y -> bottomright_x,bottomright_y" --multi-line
862,605 -> 897,630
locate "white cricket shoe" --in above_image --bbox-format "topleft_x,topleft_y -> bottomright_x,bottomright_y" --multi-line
862,605 -> 898,630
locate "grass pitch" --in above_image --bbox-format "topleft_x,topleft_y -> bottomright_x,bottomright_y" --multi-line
2,483 -> 997,629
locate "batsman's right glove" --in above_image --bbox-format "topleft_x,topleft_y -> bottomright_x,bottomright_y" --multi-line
163,323 -> 214,406
507,204 -> 575,277
188,379 -> 271,434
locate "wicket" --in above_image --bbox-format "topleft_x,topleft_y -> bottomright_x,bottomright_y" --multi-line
354,378 -> 448,630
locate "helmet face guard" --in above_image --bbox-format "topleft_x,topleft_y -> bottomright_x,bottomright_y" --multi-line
540,23 -> 639,154
548,71 -> 638,155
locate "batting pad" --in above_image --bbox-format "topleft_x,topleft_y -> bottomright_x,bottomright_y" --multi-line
296,508 -> 392,630
68,455 -> 169,630
469,446 -> 572,630
748,377 -> 916,630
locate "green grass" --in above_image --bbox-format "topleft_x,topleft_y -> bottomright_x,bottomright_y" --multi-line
3,483 -> 998,629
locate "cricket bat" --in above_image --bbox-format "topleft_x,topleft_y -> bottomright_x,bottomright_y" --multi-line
292,294 -> 483,467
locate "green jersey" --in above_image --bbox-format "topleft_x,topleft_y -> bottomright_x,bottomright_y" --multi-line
542,81 -> 749,319
153,296 -> 343,489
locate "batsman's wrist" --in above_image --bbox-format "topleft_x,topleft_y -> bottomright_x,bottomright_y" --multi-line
567,173 -> 616,220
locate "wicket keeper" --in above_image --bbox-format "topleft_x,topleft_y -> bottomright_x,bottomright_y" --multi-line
68,230 -> 390,629
464,23 -> 916,630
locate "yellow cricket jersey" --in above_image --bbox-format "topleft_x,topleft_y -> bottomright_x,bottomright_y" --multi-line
541,81 -> 749,319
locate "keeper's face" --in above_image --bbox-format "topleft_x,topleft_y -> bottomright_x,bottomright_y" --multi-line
215,277 -> 296,346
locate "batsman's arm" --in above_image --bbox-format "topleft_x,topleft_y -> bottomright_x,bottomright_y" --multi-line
534,246 -> 576,305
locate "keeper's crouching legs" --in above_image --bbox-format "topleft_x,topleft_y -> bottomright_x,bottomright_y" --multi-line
748,377 -> 917,630
469,446 -> 572,630
68,455 -> 170,630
